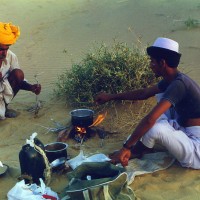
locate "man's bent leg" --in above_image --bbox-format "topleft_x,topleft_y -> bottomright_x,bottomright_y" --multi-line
141,119 -> 194,167
7,68 -> 24,96
5,69 -> 24,118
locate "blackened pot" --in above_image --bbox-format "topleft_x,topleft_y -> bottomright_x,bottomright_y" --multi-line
45,142 -> 68,163
70,109 -> 94,127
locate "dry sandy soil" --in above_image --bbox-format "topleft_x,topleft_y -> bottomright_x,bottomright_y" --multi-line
0,0 -> 200,199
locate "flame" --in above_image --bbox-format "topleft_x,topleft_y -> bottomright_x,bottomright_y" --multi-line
76,127 -> 86,134
89,111 -> 107,127
74,111 -> 107,134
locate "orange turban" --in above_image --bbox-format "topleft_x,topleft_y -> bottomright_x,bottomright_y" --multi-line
0,22 -> 20,45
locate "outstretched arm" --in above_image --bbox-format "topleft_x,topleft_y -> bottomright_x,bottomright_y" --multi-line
95,85 -> 160,104
21,81 -> 41,95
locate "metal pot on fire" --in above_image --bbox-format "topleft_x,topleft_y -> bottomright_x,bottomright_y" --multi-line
70,109 -> 94,127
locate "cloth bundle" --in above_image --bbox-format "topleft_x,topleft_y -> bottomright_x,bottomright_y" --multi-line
63,162 -> 135,200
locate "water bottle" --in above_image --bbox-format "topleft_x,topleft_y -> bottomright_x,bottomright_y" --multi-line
19,138 -> 46,184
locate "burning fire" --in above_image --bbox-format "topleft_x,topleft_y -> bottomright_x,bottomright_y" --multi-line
75,111 -> 107,134
90,111 -> 107,127
76,127 -> 86,134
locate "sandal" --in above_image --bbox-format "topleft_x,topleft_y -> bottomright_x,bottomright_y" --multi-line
5,109 -> 18,118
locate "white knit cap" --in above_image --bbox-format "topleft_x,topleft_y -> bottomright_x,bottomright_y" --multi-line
152,37 -> 179,53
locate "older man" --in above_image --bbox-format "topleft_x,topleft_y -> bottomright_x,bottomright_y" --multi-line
0,22 -> 41,119
95,37 -> 200,169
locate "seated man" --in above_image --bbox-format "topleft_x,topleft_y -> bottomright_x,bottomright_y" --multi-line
95,37 -> 200,169
0,22 -> 41,119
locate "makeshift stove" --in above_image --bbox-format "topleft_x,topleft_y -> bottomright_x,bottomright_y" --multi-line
69,109 -> 107,144
69,126 -> 93,143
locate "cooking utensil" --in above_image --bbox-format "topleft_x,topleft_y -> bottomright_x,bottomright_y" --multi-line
50,157 -> 67,168
0,164 -> 8,176
45,142 -> 68,163
70,109 -> 94,127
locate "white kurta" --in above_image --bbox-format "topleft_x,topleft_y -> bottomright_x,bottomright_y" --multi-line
0,50 -> 20,119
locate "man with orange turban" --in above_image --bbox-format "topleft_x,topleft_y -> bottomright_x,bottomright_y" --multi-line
0,22 -> 41,119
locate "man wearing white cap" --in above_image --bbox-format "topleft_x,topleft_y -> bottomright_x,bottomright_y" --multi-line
0,22 -> 41,119
95,37 -> 200,169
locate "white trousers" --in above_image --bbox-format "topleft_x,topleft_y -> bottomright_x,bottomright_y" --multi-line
141,117 -> 200,169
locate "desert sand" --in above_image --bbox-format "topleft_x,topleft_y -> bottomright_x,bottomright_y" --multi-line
0,0 -> 200,199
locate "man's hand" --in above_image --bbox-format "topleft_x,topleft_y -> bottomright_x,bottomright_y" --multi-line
94,92 -> 113,105
31,84 -> 41,95
109,148 -> 131,167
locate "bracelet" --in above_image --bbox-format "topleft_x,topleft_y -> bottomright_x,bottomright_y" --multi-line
123,142 -> 132,150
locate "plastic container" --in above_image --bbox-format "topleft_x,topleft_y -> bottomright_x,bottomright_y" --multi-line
19,138 -> 46,184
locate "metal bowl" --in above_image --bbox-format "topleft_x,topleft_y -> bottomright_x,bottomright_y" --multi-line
45,142 -> 68,163
0,164 -> 8,177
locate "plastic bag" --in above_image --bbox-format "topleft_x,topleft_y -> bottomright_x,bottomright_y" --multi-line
66,150 -> 110,170
7,178 -> 59,200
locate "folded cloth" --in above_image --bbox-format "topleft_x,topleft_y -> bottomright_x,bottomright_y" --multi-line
123,152 -> 175,185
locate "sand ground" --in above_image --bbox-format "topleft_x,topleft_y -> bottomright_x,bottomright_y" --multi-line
0,0 -> 200,199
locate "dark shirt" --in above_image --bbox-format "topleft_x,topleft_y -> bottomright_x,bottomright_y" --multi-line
158,72 -> 200,125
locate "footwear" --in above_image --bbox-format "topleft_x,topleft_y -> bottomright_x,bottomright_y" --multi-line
5,109 -> 18,118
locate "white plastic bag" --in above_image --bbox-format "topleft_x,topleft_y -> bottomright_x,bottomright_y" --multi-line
67,150 -> 110,170
7,179 -> 59,200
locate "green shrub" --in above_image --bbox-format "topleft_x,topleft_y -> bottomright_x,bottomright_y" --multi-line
54,41 -> 157,106
184,17 -> 200,29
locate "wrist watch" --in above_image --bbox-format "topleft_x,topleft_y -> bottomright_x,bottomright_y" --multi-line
123,141 -> 132,150
123,135 -> 132,150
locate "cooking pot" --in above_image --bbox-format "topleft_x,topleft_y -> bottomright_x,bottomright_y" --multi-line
0,164 -> 8,177
70,109 -> 94,127
45,142 -> 68,163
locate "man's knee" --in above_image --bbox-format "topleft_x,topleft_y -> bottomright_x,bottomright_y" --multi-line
9,69 -> 24,81
141,121 -> 171,148
8,69 -> 25,95
146,122 -> 165,138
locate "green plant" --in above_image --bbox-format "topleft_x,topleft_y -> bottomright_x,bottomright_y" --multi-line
54,41 -> 157,106
184,17 -> 200,29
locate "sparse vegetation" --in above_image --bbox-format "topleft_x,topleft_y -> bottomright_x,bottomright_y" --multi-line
54,41 -> 157,107
184,17 -> 200,29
